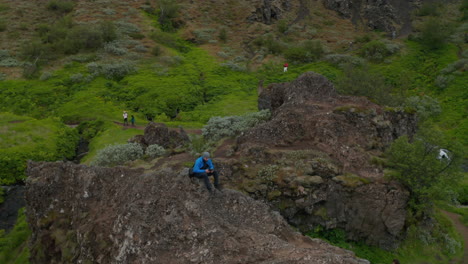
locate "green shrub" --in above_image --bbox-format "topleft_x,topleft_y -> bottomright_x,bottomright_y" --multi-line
385,127 -> 465,219
359,40 -> 400,62
100,21 -> 117,42
104,41 -> 128,55
156,0 -> 181,32
150,30 -> 190,53
0,20 -> 6,32
152,45 -> 162,56
192,28 -> 216,44
461,0 -> 468,21
417,2 -> 441,17
404,95 -> 441,121
457,183 -> 468,204
87,61 -> 137,81
323,54 -> 365,67
277,19 -> 288,34
202,110 -> 271,141
284,40 -> 324,63
115,21 -> 141,35
336,65 -> 400,106
46,0 -> 75,13
253,34 -> 284,55
76,120 -> 106,141
218,28 -> 228,43
418,18 -> 452,50
91,143 -> 144,167
145,144 -> 165,158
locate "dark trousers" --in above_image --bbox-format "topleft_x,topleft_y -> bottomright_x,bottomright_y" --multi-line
194,171 -> 219,191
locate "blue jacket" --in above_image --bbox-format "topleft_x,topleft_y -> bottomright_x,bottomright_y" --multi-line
193,156 -> 214,173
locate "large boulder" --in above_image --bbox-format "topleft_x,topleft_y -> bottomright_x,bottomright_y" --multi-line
25,161 -> 369,264
128,122 -> 190,149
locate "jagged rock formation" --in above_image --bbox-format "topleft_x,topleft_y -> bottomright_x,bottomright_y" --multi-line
247,0 -> 291,24
25,161 -> 369,264
322,0 -> 426,35
128,122 -> 189,149
226,72 -> 416,249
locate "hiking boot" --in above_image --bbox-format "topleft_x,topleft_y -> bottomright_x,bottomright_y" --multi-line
214,184 -> 223,191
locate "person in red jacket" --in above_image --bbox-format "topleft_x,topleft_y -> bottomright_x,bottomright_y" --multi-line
283,62 -> 288,72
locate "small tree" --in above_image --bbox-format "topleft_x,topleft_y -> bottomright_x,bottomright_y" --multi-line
386,127 -> 464,220
419,18 -> 452,50
157,0 -> 180,32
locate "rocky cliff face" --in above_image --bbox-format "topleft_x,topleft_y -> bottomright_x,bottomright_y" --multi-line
226,72 -> 416,249
26,161 -> 368,264
322,0 -> 428,35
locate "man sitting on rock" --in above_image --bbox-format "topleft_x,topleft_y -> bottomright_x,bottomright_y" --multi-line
192,152 -> 221,193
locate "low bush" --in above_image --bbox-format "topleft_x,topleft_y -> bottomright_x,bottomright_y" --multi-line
156,0 -> 181,32
202,110 -> 271,141
218,28 -> 228,43
418,18 -> 452,50
145,144 -> 165,158
323,54 -> 365,67
404,95 -> 441,121
87,61 -> 137,81
359,40 -> 400,62
150,30 -> 190,53
152,45 -> 162,56
417,2 -> 441,17
46,0 -> 75,13
115,21 -> 141,35
192,28 -> 216,44
91,143 -> 144,167
336,65 -> 400,106
0,20 -> 6,32
284,40 -> 324,63
104,41 -> 128,55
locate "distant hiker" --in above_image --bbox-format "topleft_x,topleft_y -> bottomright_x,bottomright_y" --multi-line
283,62 -> 288,72
131,115 -> 135,126
123,111 -> 128,126
392,259 -> 400,264
192,152 -> 221,194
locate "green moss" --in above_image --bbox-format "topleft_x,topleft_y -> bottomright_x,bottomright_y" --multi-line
267,190 -> 282,200
314,206 -> 329,220
333,173 -> 370,188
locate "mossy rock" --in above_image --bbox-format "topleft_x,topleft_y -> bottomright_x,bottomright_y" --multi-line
294,175 -> 324,187
310,158 -> 339,177
313,206 -> 329,220
267,189 -> 282,200
332,173 -> 370,188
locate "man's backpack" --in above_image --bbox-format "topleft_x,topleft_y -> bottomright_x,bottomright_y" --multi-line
188,167 -> 195,178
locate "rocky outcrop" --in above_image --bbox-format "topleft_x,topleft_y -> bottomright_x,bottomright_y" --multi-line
25,161 -> 369,264
241,71 -> 417,178
230,72 -> 416,249
247,0 -> 291,24
128,122 -> 189,149
322,0 -> 425,35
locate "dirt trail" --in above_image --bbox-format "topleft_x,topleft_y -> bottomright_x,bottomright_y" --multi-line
442,210 -> 468,264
